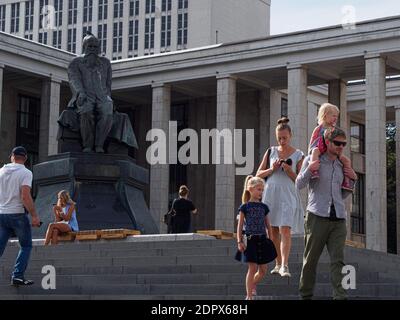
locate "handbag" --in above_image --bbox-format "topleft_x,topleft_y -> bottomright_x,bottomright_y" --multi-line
264,148 -> 272,182
163,208 -> 175,225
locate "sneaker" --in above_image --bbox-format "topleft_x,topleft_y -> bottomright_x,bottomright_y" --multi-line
270,265 -> 281,275
279,265 -> 291,277
11,277 -> 34,286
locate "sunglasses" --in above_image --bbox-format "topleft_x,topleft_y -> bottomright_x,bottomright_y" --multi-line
332,140 -> 347,147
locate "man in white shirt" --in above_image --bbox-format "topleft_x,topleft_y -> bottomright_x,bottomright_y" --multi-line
0,146 -> 40,286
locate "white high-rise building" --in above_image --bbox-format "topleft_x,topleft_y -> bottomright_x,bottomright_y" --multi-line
0,0 -> 271,59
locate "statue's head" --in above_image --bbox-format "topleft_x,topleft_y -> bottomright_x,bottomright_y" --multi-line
82,32 -> 100,56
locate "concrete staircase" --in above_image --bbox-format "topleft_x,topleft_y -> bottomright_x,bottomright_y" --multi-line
0,235 -> 399,300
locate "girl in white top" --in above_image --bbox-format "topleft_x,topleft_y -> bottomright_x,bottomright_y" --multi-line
44,190 -> 79,245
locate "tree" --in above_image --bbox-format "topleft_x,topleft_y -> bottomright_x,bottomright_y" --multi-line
386,123 -> 396,254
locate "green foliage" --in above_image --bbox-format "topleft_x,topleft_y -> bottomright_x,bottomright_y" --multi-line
386,123 -> 397,254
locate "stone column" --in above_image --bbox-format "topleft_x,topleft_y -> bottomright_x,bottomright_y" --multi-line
39,78 -> 61,162
0,64 -> 4,151
150,84 -> 171,233
75,0 -> 84,55
329,79 -> 352,237
269,89 -> 281,146
259,88 -> 270,163
287,65 -> 308,155
215,75 -> 236,232
307,101 -> 317,142
395,105 -> 400,254
365,54 -> 387,252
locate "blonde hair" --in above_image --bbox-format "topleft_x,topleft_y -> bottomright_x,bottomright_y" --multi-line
179,185 -> 189,197
317,103 -> 339,125
241,175 -> 265,204
276,117 -> 292,135
57,190 -> 75,206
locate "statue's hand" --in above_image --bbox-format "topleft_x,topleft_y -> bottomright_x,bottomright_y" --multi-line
77,92 -> 87,106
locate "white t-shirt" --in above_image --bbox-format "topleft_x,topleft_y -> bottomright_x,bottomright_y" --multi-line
0,163 -> 33,214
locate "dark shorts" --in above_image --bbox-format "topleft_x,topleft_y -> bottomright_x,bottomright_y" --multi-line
235,234 -> 277,265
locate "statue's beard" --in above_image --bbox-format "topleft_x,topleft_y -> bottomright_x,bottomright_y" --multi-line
85,52 -> 97,57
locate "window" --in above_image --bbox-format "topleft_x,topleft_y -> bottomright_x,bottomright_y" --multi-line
351,175 -> 365,234
145,17 -> 155,51
114,0 -> 124,18
113,22 -> 123,55
83,26 -> 92,37
52,0 -> 63,27
177,11 -> 188,48
98,24 -> 107,54
98,0 -> 108,20
145,0 -> 155,14
128,20 -> 139,53
17,95 -> 41,170
39,32 -> 48,44
83,0 -> 93,23
39,0 -> 49,29
350,122 -> 365,154
281,98 -> 288,117
11,2 -> 20,33
25,1 -> 34,32
53,30 -> 62,49
0,5 -> 5,32
178,0 -> 188,9
67,28 -> 77,52
162,0 -> 172,11
68,0 -> 78,25
129,0 -> 139,16
161,15 -> 171,51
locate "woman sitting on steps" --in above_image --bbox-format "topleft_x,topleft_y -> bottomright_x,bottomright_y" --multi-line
44,190 -> 79,245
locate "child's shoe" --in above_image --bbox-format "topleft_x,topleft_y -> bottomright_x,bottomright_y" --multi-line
270,264 -> 281,275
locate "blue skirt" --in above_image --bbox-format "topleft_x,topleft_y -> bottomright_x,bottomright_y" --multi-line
235,234 -> 277,265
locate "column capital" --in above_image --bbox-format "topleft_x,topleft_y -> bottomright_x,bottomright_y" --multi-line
0,63 -> 4,69
364,52 -> 386,60
286,63 -> 307,71
151,82 -> 171,89
48,74 -> 63,84
216,73 -> 237,81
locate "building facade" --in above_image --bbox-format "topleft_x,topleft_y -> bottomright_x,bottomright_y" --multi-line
0,0 -> 270,59
0,15 -> 399,254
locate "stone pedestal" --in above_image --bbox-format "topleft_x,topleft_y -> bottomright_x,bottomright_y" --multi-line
32,152 -> 158,238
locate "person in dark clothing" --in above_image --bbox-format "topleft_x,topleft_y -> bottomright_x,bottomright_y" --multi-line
171,186 -> 197,233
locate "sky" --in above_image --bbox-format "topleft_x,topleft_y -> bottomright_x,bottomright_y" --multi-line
270,0 -> 400,35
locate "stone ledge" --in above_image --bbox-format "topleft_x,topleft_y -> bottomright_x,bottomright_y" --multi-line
8,233 -> 215,247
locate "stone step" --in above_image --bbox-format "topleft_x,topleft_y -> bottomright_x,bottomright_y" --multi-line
1,268 -> 392,288
0,282 -> 398,297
